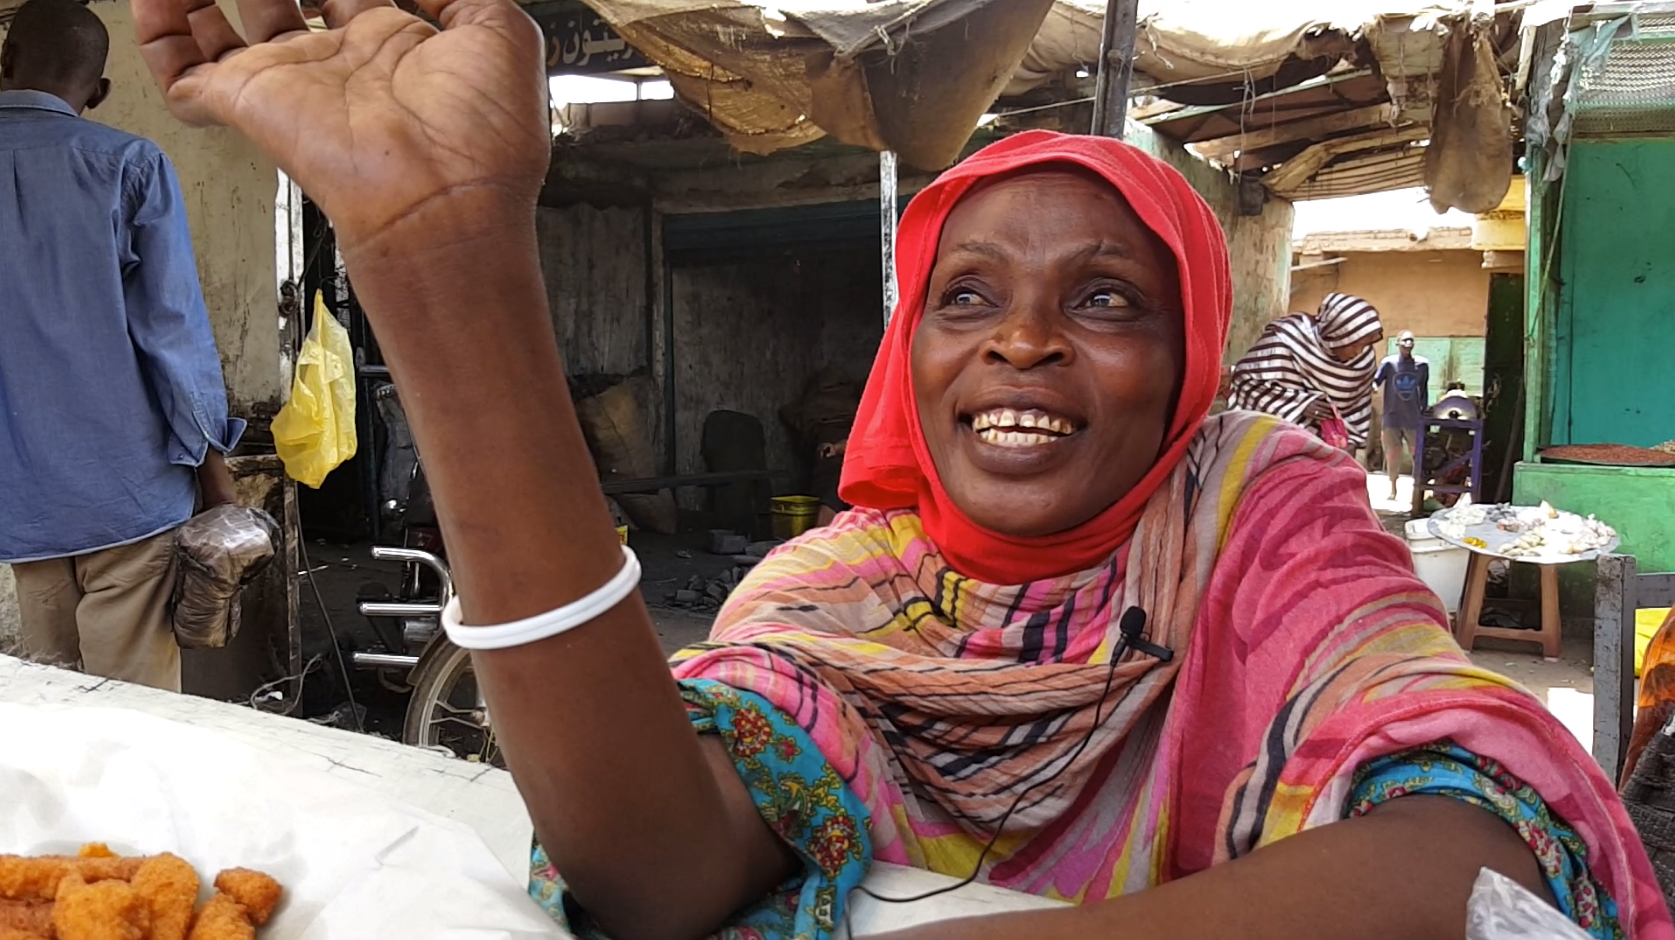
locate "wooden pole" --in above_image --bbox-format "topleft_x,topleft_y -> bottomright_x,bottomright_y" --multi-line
1089,0 -> 1139,138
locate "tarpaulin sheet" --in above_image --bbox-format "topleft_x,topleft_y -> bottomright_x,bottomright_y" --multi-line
581,0 -> 1056,169
581,0 -> 1473,168
1013,0 -> 1462,96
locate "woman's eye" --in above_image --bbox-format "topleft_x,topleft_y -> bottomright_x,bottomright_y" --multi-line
947,289 -> 985,306
1085,289 -> 1132,309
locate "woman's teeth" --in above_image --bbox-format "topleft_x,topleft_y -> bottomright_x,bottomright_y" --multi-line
969,409 -> 1076,446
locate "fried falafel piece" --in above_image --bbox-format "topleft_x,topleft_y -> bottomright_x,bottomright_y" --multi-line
0,857 -> 148,902
51,872 -> 150,940
0,899 -> 53,936
184,893 -> 253,940
132,855 -> 200,940
209,871 -> 280,926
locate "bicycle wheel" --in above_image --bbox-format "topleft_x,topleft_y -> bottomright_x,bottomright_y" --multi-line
402,638 -> 502,767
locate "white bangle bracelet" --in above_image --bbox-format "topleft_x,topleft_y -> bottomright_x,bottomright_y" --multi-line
440,545 -> 642,650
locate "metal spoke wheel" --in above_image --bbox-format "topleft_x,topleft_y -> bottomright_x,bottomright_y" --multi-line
402,637 -> 502,768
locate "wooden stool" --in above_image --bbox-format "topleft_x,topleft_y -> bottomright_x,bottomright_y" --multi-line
1456,552 -> 1563,660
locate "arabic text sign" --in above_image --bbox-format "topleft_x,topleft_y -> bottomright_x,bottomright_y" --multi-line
535,9 -> 649,75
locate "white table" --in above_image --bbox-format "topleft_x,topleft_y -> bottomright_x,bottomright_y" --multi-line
0,656 -> 1058,936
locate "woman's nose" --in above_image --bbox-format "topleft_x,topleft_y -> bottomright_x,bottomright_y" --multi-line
981,301 -> 1071,370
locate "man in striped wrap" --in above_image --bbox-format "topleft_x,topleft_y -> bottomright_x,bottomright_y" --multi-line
1226,293 -> 1384,455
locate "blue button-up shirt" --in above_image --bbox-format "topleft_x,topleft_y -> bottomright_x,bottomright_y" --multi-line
0,90 -> 245,563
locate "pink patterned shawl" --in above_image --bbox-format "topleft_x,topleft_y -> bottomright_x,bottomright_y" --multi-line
670,412 -> 1671,937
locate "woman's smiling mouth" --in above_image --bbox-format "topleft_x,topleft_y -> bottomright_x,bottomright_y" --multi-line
965,408 -> 1081,448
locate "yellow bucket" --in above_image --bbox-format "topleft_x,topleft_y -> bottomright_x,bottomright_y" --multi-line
616,525 -> 629,546
770,496 -> 822,540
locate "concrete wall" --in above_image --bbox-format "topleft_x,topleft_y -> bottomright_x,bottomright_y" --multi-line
1126,122 -> 1295,366
84,0 -> 284,414
669,248 -> 881,485
1291,250 -> 1490,339
535,203 -> 674,474
537,204 -> 650,379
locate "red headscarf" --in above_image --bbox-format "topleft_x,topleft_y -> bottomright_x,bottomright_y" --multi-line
839,130 -> 1233,584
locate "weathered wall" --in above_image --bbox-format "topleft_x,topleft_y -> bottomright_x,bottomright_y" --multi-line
535,203 -> 664,473
1291,250 -> 1490,338
537,205 -> 650,378
1126,122 -> 1295,366
83,0 -> 283,414
670,248 -> 881,487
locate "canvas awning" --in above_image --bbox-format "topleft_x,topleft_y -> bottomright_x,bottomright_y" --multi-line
574,0 -> 1521,209
568,0 -> 1058,170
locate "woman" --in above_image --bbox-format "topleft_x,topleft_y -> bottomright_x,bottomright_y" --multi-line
1228,294 -> 1384,451
127,3 -> 1670,940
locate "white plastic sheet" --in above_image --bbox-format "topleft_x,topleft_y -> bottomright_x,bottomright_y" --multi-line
0,703 -> 564,939
1466,868 -> 1591,940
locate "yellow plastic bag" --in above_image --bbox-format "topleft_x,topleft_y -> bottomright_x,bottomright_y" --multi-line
273,293 -> 357,488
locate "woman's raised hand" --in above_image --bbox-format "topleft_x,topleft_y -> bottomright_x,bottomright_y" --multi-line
130,0 -> 551,256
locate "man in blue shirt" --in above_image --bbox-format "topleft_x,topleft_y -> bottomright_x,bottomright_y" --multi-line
0,0 -> 243,691
1372,330 -> 1430,503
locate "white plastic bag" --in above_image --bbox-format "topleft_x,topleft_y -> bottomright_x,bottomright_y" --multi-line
0,703 -> 563,939
1466,868 -> 1591,940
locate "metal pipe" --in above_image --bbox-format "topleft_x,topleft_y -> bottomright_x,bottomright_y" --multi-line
358,601 -> 444,618
353,651 -> 420,670
1089,0 -> 1140,138
1289,257 -> 1348,273
880,150 -> 899,328
369,546 -> 453,603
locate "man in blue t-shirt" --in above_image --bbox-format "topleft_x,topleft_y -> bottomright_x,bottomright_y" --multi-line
1373,331 -> 1430,502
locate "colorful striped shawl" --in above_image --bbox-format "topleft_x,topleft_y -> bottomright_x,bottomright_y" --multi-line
670,412 -> 1671,937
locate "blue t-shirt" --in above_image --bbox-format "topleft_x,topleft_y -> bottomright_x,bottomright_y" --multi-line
1374,354 -> 1430,430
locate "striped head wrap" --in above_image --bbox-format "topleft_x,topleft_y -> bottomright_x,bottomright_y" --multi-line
1225,293 -> 1383,446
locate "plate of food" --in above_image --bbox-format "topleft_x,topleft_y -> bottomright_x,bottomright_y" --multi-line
1427,502 -> 1620,564
0,704 -> 563,939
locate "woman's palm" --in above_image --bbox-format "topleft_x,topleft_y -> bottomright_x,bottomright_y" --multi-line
133,0 -> 551,248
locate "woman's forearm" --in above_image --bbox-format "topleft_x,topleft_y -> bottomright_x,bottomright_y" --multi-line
341,200 -> 793,940
874,796 -> 1552,940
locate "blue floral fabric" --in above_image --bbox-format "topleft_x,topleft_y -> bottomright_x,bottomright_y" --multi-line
1349,741 -> 1623,940
529,695 -> 1619,940
529,679 -> 872,940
